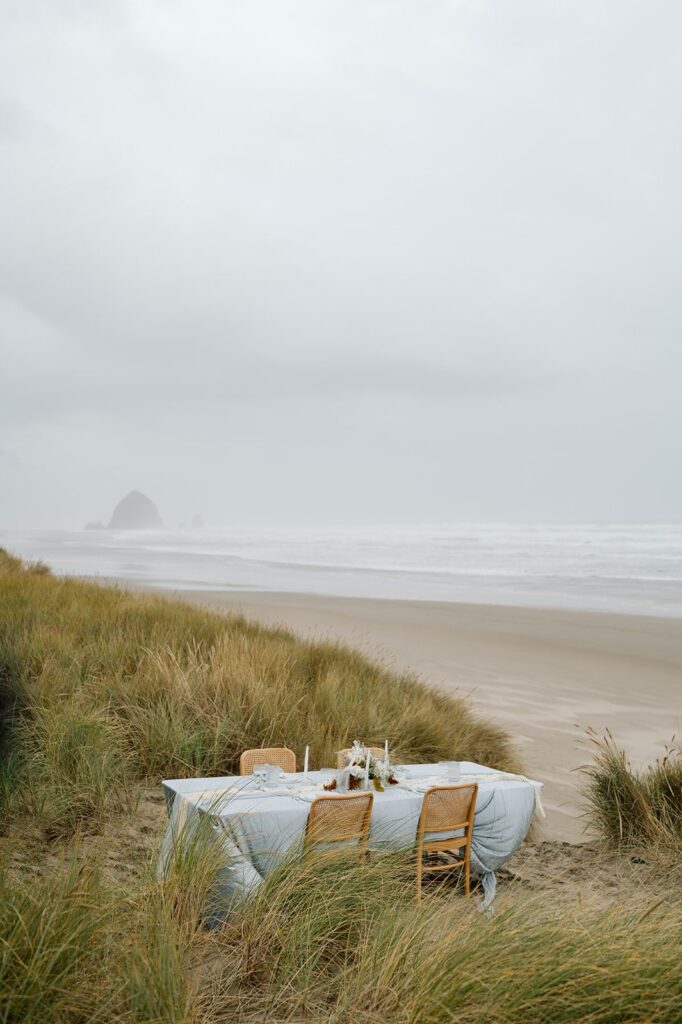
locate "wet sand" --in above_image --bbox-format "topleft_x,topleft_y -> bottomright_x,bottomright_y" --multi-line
143,588 -> 682,843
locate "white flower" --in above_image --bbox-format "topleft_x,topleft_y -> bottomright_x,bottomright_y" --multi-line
341,740 -> 368,768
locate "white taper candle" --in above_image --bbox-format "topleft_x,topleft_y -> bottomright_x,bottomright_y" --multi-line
384,739 -> 389,766
303,745 -> 309,774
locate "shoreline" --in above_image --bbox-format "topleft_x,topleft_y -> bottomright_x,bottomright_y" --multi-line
4,526 -> 682,621
113,580 -> 682,844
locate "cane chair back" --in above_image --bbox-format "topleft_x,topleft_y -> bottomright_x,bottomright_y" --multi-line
336,746 -> 385,769
415,783 -> 478,900
305,792 -> 374,860
239,746 -> 297,776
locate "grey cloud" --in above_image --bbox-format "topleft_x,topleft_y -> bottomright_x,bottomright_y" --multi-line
1,0 -> 680,527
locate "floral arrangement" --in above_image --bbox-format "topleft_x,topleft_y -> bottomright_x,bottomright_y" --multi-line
324,740 -> 399,792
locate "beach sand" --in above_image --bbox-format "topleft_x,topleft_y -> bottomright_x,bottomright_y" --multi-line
140,587 -> 682,844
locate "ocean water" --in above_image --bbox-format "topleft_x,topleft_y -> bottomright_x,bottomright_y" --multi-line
3,523 -> 682,617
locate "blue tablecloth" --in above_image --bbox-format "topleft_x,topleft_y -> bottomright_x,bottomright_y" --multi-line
160,761 -> 542,914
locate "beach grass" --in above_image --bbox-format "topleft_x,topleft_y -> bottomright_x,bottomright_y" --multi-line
200,848 -> 682,1024
2,845 -> 680,1024
581,729 -> 682,854
1,548 -> 681,1023
0,861 -> 117,1024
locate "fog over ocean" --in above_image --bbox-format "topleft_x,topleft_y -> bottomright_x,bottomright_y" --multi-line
4,523 -> 682,618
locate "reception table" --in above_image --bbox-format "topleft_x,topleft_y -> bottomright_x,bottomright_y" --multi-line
160,761 -> 543,915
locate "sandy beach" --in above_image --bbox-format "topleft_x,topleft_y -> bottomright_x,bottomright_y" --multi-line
138,587 -> 682,844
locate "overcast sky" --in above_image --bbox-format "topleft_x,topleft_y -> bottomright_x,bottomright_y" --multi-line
1,0 -> 680,529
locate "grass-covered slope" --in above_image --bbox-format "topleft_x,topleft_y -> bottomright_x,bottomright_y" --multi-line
0,547 -> 517,835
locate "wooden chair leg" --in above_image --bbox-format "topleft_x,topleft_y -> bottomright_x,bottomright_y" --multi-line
464,843 -> 471,896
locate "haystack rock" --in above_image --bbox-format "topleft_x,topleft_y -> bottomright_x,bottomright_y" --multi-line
107,490 -> 164,530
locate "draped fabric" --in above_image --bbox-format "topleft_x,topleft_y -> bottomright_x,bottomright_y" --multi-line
160,761 -> 542,919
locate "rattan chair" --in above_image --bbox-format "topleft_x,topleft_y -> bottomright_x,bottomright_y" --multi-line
336,746 -> 385,769
415,783 -> 478,900
239,746 -> 297,776
305,792 -> 374,861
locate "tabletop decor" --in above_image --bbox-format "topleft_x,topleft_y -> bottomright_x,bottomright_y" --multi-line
334,740 -> 399,791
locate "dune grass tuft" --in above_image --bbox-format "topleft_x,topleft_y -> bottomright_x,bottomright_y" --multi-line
0,547 -> 50,577
20,704 -> 137,837
581,730 -> 682,853
0,862 -> 117,1024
